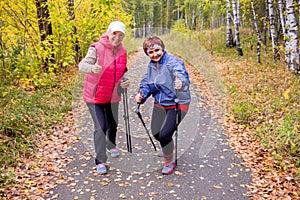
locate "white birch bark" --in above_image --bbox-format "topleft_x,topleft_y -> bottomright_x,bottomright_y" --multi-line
232,0 -> 243,56
251,1 -> 262,63
286,0 -> 300,71
226,0 -> 234,48
237,0 -> 241,26
278,0 -> 286,37
267,0 -> 280,60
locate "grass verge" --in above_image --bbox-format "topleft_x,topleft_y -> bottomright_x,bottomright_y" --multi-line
0,66 -> 77,189
193,26 -> 300,174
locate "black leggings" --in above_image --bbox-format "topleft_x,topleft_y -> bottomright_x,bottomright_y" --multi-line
151,105 -> 186,155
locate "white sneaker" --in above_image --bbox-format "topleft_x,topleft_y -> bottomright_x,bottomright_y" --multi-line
108,148 -> 120,158
96,163 -> 107,174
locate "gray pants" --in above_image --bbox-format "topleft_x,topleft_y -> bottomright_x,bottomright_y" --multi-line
87,103 -> 119,165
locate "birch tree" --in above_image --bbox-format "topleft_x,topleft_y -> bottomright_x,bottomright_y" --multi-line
278,0 -> 287,38
267,0 -> 280,60
226,0 -> 234,48
251,1 -> 262,63
285,0 -> 300,72
262,0 -> 269,47
232,0 -> 243,56
237,0 -> 241,26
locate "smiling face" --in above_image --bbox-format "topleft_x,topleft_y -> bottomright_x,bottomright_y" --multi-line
146,47 -> 163,62
107,31 -> 125,47
143,36 -> 165,62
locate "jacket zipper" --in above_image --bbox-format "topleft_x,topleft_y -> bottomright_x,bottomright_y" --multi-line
111,52 -> 117,101
154,62 -> 162,104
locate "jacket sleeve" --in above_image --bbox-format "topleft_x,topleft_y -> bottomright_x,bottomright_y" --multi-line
78,47 -> 97,73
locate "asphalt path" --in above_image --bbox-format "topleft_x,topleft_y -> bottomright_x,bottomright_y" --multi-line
47,49 -> 251,200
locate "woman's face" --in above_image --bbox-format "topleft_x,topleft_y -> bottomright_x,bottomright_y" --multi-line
146,48 -> 163,62
108,31 -> 125,47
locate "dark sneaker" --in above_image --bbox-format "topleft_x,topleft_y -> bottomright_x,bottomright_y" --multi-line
162,162 -> 176,175
96,163 -> 107,174
108,148 -> 120,158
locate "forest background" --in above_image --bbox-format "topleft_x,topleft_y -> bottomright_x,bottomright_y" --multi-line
0,0 -> 299,198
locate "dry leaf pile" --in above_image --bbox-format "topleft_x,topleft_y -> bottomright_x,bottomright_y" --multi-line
3,112 -> 80,199
224,119 -> 300,199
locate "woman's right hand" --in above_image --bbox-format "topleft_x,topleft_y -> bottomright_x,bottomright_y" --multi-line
135,90 -> 143,103
91,58 -> 102,74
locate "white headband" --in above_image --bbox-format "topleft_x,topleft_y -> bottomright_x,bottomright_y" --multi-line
147,44 -> 163,51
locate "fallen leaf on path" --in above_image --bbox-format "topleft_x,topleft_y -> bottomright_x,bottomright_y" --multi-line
167,182 -> 175,187
213,185 -> 222,189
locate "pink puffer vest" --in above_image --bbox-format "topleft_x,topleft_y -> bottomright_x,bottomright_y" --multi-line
83,34 -> 127,104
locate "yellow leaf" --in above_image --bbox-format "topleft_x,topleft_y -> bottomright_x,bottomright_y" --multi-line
114,178 -> 122,182
283,89 -> 290,99
167,182 -> 174,187
213,185 -> 222,189
99,182 -> 108,186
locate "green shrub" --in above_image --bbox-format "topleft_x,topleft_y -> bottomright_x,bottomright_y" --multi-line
232,101 -> 256,125
276,114 -> 300,163
0,78 -> 74,189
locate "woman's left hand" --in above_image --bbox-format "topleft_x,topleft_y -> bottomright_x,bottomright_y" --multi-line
175,73 -> 182,90
120,79 -> 130,88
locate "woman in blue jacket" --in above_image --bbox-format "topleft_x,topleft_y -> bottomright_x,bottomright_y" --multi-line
135,36 -> 191,175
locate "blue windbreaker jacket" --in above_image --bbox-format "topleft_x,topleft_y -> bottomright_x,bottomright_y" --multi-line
138,51 -> 191,106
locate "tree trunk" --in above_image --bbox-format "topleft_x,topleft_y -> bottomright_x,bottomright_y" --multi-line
263,0 -> 268,48
153,3 -> 161,35
232,0 -> 243,56
226,0 -> 234,48
185,1 -> 193,29
251,1 -> 262,63
68,0 -> 80,63
278,0 -> 286,39
0,20 -> 5,80
237,0 -> 241,26
286,0 -> 300,72
161,0 -> 167,33
168,0 -> 176,29
35,0 -> 54,68
267,0 -> 280,60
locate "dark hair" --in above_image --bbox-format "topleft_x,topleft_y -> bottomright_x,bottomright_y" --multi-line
143,36 -> 165,55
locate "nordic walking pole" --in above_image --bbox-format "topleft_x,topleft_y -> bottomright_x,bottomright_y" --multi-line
122,78 -> 132,153
174,74 -> 180,165
175,95 -> 179,165
135,90 -> 157,151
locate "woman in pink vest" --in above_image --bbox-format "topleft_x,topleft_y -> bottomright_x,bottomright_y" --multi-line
78,21 -> 129,174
